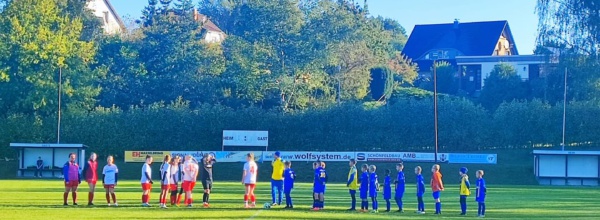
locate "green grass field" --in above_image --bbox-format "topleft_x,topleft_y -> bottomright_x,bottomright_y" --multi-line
0,180 -> 598,219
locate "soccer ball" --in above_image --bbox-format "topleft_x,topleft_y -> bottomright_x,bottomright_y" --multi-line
263,202 -> 271,209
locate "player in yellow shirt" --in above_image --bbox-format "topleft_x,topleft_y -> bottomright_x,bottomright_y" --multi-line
346,159 -> 358,211
271,151 -> 285,206
459,167 -> 471,215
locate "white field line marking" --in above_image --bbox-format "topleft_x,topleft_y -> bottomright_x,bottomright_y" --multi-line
247,209 -> 263,220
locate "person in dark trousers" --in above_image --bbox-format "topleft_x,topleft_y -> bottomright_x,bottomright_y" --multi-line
35,157 -> 43,178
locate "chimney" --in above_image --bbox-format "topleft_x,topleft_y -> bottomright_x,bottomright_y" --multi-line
453,19 -> 459,30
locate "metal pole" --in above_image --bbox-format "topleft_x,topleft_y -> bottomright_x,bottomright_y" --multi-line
561,67 -> 567,151
433,60 -> 439,163
57,67 -> 62,144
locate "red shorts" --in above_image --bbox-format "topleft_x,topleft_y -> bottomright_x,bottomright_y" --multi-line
65,180 -> 79,187
169,184 -> 178,191
141,183 -> 152,191
245,183 -> 256,190
182,181 -> 196,191
86,179 -> 97,185
104,184 -> 115,189
161,184 -> 170,190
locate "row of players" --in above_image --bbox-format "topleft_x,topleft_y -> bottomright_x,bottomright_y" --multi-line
61,152 -> 487,217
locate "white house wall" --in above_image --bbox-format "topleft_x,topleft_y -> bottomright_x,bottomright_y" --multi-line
86,0 -> 122,34
480,61 -> 538,87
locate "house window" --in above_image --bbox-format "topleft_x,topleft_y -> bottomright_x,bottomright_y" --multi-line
103,11 -> 109,25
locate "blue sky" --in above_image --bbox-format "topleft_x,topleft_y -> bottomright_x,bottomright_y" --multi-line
111,0 -> 538,54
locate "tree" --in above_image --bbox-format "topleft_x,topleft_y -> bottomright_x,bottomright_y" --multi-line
370,67 -> 394,101
479,63 -> 527,110
0,0 -> 100,115
536,0 -> 600,55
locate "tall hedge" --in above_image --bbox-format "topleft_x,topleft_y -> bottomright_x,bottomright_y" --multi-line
1,99 -> 598,158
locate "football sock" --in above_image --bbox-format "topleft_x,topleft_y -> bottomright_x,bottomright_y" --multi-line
460,196 -> 467,214
435,202 -> 441,213
417,196 -> 424,211
244,195 -> 248,203
313,199 -> 317,208
386,199 -> 391,211
481,202 -> 486,215
203,193 -> 208,203
350,193 -> 356,209
395,197 -> 403,210
177,194 -> 182,205
251,194 -> 256,203
372,197 -> 378,210
206,194 -> 210,203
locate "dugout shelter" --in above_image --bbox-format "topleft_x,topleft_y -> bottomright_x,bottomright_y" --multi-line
533,150 -> 600,186
10,143 -> 88,178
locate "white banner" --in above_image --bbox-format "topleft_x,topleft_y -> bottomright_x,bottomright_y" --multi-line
222,130 -> 269,147
263,151 -> 355,162
356,152 -> 449,163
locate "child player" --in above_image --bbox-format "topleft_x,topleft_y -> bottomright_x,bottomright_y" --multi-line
320,161 -> 328,208
459,167 -> 471,215
283,161 -> 296,209
141,155 -> 154,207
62,153 -> 81,206
476,170 -> 487,218
394,163 -> 405,213
159,155 -> 172,208
383,169 -> 392,212
346,159 -> 358,211
201,153 -> 216,208
182,155 -> 199,208
415,166 -> 426,214
431,164 -> 444,215
82,153 -> 98,206
102,156 -> 119,206
169,156 -> 181,206
242,153 -> 258,208
312,161 -> 327,211
359,164 -> 369,212
368,165 -> 380,213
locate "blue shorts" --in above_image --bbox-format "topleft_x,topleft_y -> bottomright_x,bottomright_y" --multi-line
476,196 -> 486,202
271,179 -> 283,189
395,191 -> 404,198
369,191 -> 378,198
432,191 -> 441,200
360,189 -> 368,199
313,185 -> 324,194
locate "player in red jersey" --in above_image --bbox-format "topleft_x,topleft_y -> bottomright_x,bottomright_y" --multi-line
62,153 -> 81,206
82,152 -> 98,206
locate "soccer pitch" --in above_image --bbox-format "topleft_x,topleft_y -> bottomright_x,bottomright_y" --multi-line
0,180 -> 598,219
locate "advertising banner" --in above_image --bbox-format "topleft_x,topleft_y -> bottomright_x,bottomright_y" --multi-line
449,153 -> 497,164
263,151 -> 355,162
124,151 -> 170,163
222,130 -> 269,147
356,152 -> 449,163
124,151 -> 495,164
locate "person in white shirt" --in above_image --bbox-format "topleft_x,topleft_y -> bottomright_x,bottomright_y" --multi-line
242,153 -> 258,208
169,156 -> 181,206
182,155 -> 199,208
102,156 -> 119,206
140,155 -> 154,207
159,155 -> 172,208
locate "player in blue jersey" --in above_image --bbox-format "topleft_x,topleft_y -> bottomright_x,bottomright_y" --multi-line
415,166 -> 426,214
312,162 -> 326,211
283,161 -> 296,209
476,170 -> 487,218
394,163 -> 405,213
383,169 -> 392,212
359,164 -> 369,212
368,165 -> 380,213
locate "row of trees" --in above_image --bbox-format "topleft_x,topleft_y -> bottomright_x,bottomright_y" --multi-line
1,98 -> 598,158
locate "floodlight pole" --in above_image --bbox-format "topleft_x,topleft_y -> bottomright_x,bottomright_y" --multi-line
433,60 -> 439,163
57,67 -> 62,144
561,67 -> 567,151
